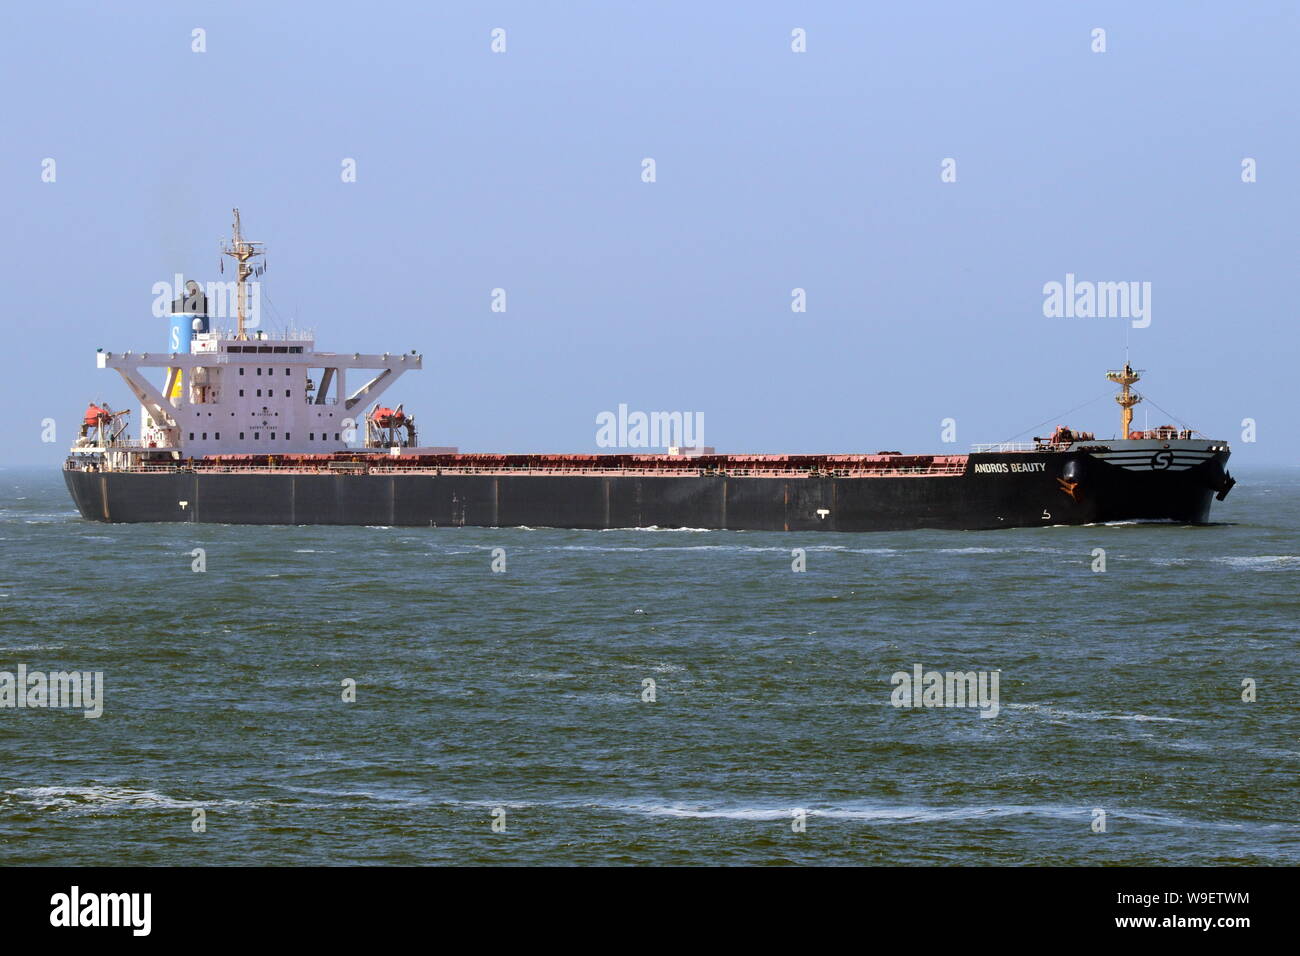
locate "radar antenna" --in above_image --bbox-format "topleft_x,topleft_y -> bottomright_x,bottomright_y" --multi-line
1105,362 -> 1143,439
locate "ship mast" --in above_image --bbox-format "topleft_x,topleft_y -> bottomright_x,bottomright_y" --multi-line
220,208 -> 264,341
1106,362 -> 1143,439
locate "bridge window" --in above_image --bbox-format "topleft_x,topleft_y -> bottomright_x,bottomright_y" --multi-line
254,432 -> 260,440
202,433 -> 207,440
285,433 -> 291,440
271,432 -> 276,440
239,368 -> 244,375
189,432 -> 194,440
238,389 -> 244,397
256,368 -> 262,376
215,432 -> 220,440
309,433 -> 315,440
239,432 -> 245,440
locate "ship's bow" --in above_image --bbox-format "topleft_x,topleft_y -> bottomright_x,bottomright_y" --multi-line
1085,439 -> 1233,523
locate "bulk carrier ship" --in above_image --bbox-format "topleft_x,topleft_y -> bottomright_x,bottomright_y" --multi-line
64,213 -> 1236,531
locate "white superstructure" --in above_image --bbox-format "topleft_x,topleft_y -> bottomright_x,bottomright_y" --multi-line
76,209 -> 422,462
100,330 -> 422,457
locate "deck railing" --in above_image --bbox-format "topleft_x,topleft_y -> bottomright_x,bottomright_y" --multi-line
196,327 -> 315,342
970,442 -> 1044,453
72,439 -> 174,450
67,461 -> 968,478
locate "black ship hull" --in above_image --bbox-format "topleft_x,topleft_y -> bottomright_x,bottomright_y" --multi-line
63,451 -> 1232,531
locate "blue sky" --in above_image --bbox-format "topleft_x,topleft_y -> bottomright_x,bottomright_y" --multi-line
3,0 -> 1297,464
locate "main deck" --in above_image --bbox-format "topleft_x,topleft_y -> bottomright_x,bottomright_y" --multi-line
66,451 -> 973,479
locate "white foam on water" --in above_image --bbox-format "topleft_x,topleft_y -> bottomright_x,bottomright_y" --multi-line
600,526 -> 711,533
4,785 -> 271,812
540,544 -> 897,555
560,691 -> 635,705
921,546 -> 1067,555
596,801 -> 1251,830
605,801 -> 1100,825
554,545 -> 652,552
275,784 -> 429,807
1008,703 -> 1188,723
1089,519 -> 1173,527
293,794 -> 1264,833
510,671 -> 577,681
1213,555 -> 1299,569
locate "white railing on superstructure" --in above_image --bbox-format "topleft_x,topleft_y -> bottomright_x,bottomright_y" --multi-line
196,328 -> 315,342
73,439 -> 176,450
970,442 -> 1042,453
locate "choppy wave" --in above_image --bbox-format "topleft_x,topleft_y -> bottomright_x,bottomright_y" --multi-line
1007,703 -> 1188,723
548,544 -> 897,554
1213,555 -> 1299,569
622,802 -> 1083,823
3,786 -> 273,813
417,796 -> 1257,832
601,526 -> 713,533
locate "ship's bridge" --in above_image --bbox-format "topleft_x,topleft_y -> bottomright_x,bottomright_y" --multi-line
190,327 -> 316,352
